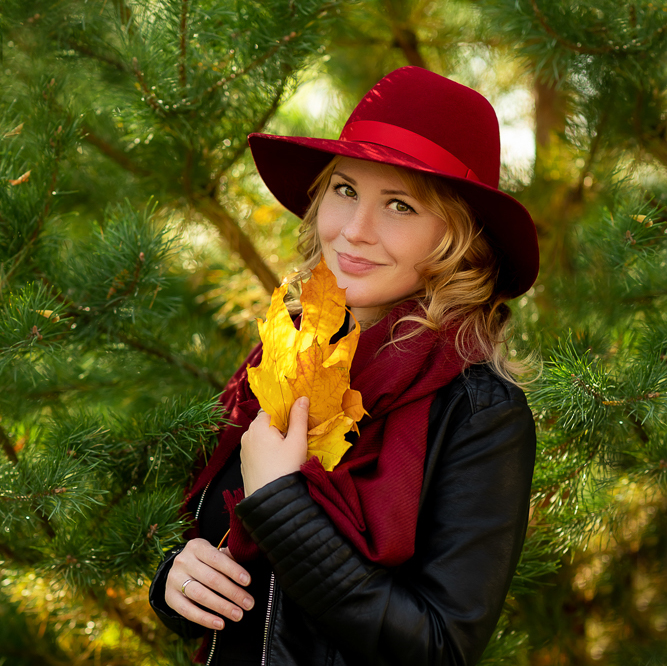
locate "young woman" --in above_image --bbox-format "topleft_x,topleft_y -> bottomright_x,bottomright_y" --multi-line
149,66 -> 538,666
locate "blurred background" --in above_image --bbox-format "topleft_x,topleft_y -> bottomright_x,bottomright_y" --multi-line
0,0 -> 666,664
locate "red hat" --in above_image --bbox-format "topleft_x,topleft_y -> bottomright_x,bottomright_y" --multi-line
248,66 -> 539,298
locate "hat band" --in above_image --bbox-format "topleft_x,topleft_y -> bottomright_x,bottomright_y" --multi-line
339,121 -> 480,183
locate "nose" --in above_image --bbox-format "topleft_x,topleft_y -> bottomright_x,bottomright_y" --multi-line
340,202 -> 377,245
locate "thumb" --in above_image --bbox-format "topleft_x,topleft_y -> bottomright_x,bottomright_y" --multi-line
287,396 -> 310,438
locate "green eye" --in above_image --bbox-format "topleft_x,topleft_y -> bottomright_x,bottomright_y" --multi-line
343,186 -> 355,197
390,199 -> 414,213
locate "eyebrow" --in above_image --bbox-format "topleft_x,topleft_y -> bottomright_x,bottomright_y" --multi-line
332,171 -> 410,197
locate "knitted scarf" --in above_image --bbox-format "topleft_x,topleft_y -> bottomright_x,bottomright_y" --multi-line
186,302 -> 474,567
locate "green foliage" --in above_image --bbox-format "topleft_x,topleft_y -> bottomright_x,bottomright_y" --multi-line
0,0 -> 342,662
486,0 -> 667,161
512,179 -> 667,661
0,585 -> 72,666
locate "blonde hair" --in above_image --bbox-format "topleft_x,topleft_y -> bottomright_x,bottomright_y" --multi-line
290,155 -> 531,384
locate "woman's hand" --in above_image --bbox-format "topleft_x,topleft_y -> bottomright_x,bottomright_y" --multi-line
241,397 -> 309,497
165,539 -> 254,630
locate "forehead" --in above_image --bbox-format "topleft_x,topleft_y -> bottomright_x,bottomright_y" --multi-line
334,157 -> 406,188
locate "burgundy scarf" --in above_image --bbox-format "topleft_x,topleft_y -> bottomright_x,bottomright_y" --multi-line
186,303 -> 474,567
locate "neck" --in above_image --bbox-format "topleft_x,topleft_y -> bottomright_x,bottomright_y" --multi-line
349,306 -> 381,331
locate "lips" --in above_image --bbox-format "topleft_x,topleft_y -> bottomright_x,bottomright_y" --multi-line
336,252 -> 382,276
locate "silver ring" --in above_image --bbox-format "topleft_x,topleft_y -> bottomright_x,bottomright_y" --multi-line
181,578 -> 195,598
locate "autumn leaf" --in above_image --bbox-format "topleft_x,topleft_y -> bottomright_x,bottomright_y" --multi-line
35,309 -> 60,322
3,123 -> 24,138
287,343 -> 350,430
247,258 -> 367,471
9,170 -> 31,186
298,259 -> 346,350
247,282 -> 297,431
307,413 -> 356,472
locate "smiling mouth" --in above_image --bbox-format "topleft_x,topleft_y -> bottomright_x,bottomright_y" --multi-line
336,252 -> 382,275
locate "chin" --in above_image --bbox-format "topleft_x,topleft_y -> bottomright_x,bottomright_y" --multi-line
345,293 -> 393,310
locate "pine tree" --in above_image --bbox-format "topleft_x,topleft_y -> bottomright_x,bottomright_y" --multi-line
476,2 -> 667,663
0,1 -> 342,663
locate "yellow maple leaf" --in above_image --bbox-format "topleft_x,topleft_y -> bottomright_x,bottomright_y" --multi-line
247,282 -> 297,432
307,413 -> 356,472
247,258 -> 367,470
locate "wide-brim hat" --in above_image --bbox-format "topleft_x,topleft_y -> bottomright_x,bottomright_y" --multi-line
248,66 -> 539,298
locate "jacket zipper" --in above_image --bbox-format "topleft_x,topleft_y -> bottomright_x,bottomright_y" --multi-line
205,629 -> 218,666
195,481 -> 211,521
261,571 -> 276,666
194,482 -> 219,666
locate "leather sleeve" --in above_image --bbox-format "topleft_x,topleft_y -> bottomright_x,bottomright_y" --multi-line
235,381 -> 536,666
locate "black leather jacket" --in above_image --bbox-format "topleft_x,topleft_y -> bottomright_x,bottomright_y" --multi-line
150,364 -> 536,666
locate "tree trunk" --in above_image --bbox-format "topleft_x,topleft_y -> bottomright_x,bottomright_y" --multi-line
194,197 -> 280,294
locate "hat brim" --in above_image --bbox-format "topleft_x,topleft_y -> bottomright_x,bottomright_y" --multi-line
248,132 -> 539,298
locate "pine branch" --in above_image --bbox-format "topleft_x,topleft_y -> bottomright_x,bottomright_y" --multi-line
0,142 -> 60,290
112,0 -> 138,38
31,275 -> 224,390
380,0 -> 427,68
26,380 -> 119,401
208,76 -> 288,189
115,332 -> 226,391
181,0 -> 341,113
0,487 -> 67,502
105,252 -> 145,301
529,0 -> 616,55
534,435 -> 602,504
570,374 -> 660,406
0,424 -> 19,466
529,0 -> 667,57
563,107 -> 608,208
185,39 -> 292,110
179,0 -> 189,90
79,111 -> 279,295
193,195 -> 280,294
35,510 -> 57,540
0,425 -> 60,541
81,124 -> 153,177
622,290 -> 667,303
64,39 -> 129,73
131,57 -> 164,115
392,26 -> 427,68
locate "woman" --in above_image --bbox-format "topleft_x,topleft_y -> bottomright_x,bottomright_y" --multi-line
149,66 -> 538,666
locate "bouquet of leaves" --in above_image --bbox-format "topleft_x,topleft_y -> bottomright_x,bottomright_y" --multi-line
248,259 -> 367,470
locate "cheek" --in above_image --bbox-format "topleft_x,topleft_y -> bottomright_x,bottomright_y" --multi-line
415,222 -> 446,263
392,229 -> 441,272
316,210 -> 339,245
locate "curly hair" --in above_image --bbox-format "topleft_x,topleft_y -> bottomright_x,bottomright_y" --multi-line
289,155 -> 531,383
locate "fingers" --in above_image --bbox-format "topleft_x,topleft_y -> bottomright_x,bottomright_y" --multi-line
219,546 -> 236,561
287,396 -> 310,439
164,539 -> 254,631
241,399 -> 310,496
